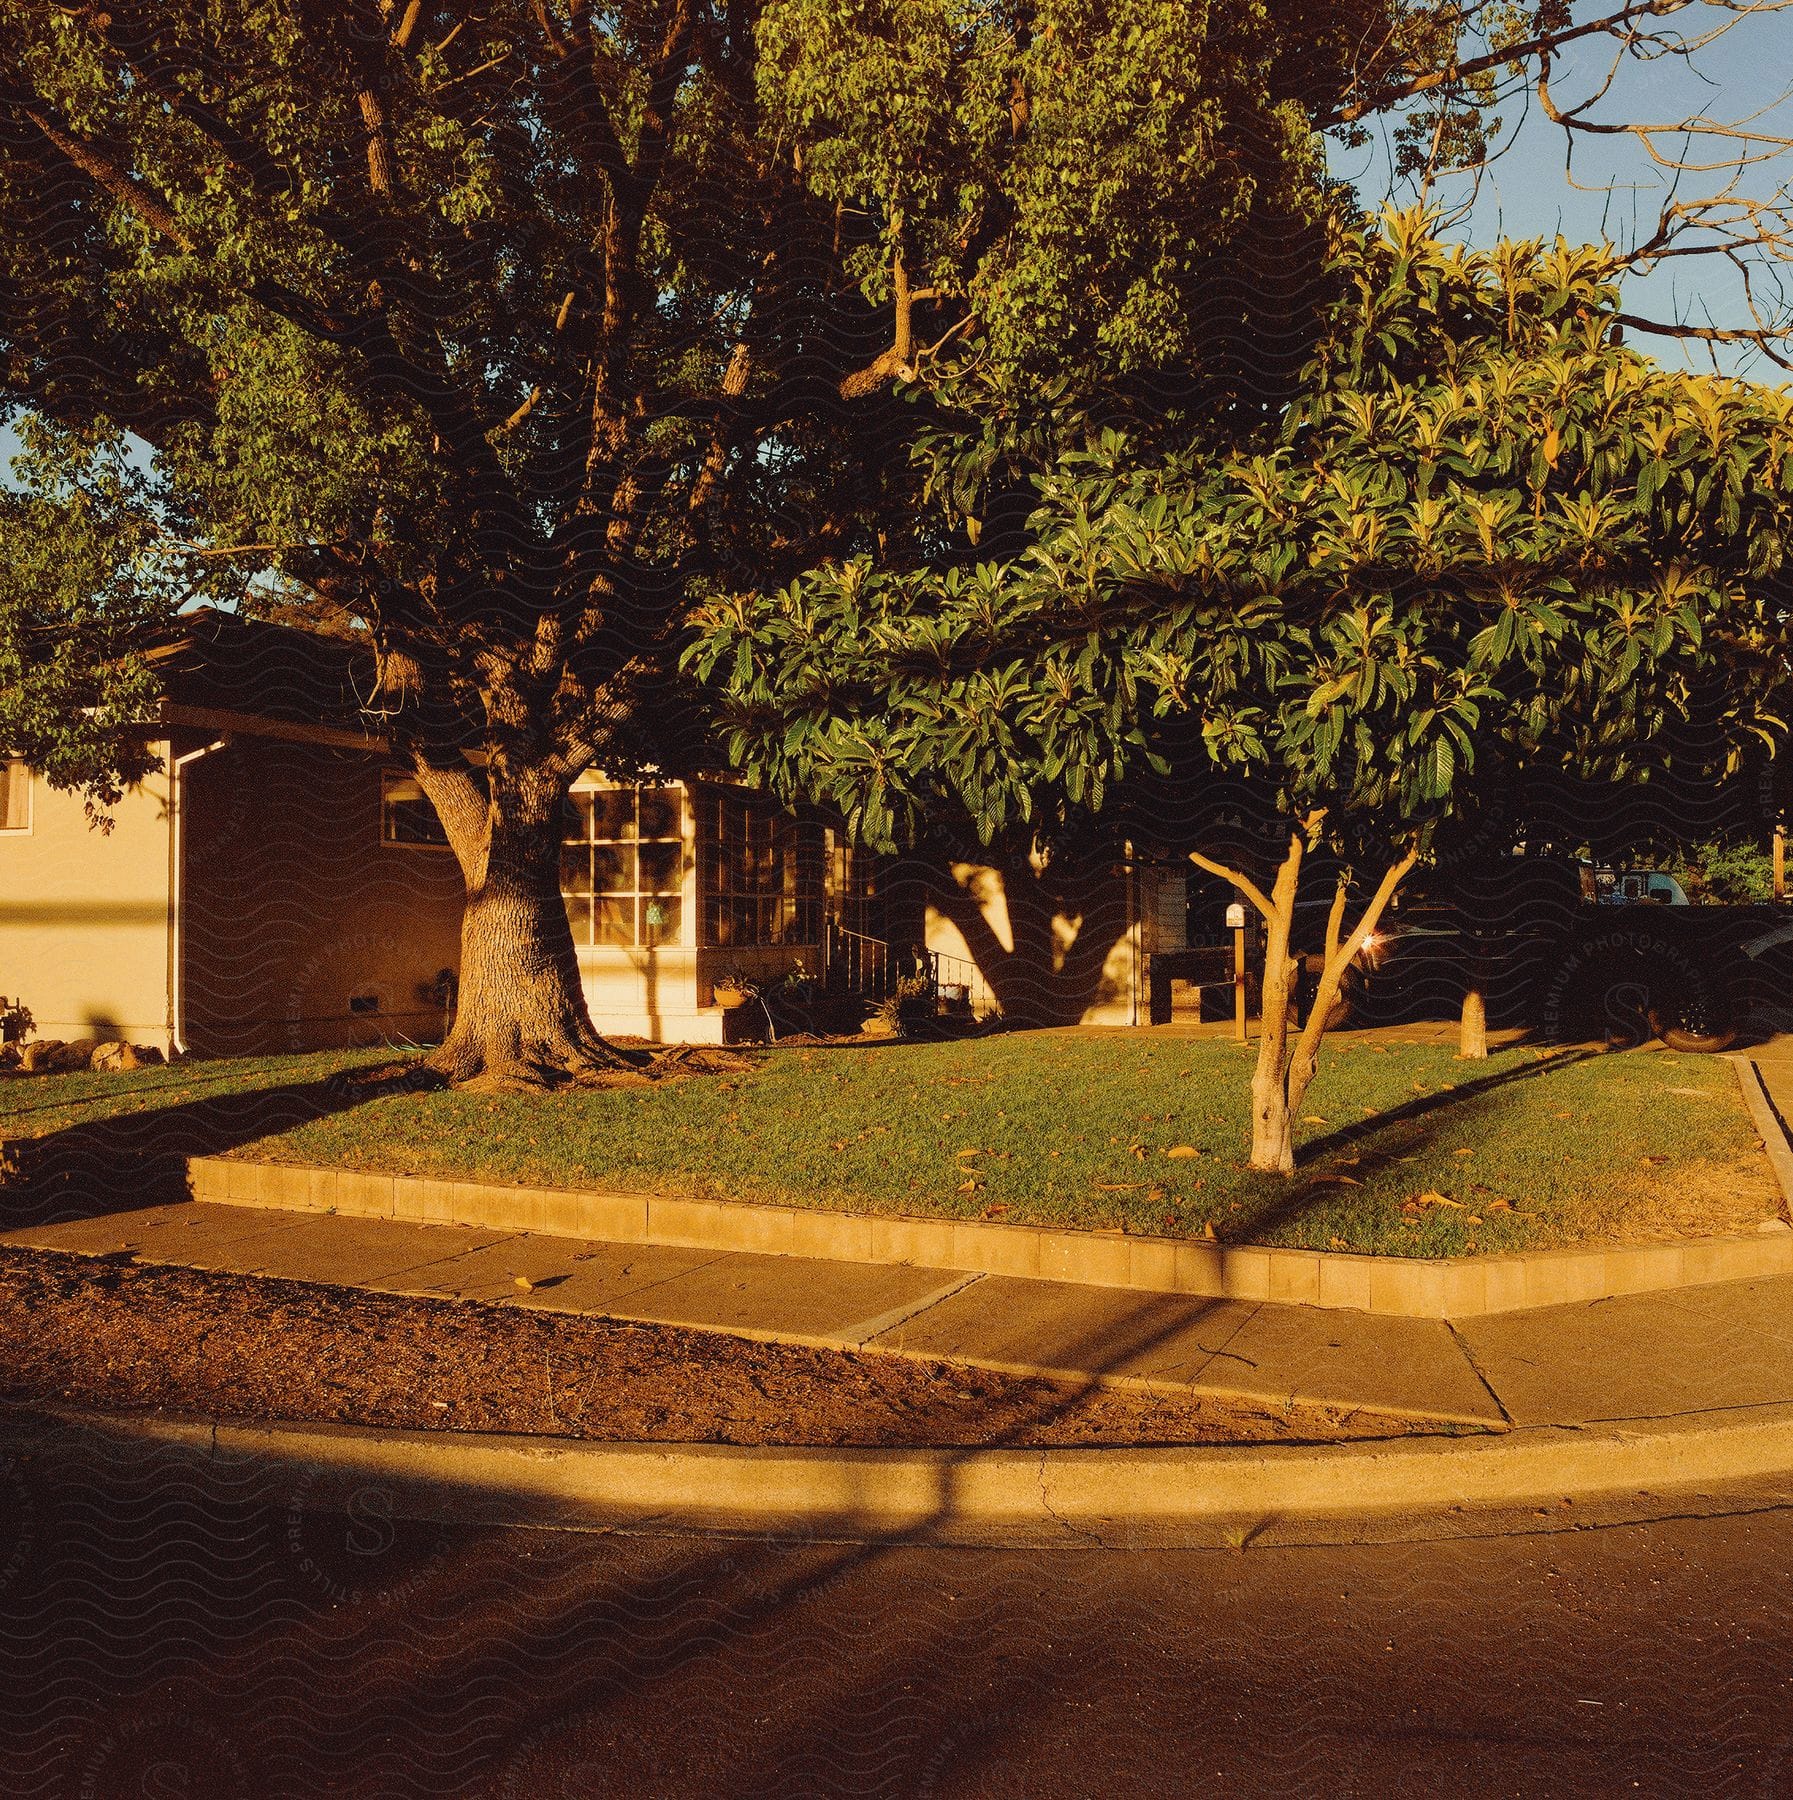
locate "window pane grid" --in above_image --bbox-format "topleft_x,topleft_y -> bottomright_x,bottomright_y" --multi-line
701,794 -> 818,947
561,785 -> 684,947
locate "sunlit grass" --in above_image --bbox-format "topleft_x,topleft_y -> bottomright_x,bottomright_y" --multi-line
16,1034 -> 1754,1256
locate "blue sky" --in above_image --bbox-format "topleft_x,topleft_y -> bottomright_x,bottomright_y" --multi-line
1336,2 -> 1793,377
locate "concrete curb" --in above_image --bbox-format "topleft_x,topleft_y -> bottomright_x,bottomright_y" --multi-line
190,1150 -> 1793,1320
10,1400 -> 1793,1549
1736,1054 -> 1793,1218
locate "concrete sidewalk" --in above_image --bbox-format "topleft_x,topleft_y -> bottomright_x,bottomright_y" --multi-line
13,1198 -> 1793,1433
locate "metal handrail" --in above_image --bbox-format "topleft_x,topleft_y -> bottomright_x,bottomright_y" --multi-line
822,920 -> 999,1017
927,948 -> 996,1018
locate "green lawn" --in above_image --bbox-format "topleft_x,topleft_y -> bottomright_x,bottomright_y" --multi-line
3,1036 -> 1779,1254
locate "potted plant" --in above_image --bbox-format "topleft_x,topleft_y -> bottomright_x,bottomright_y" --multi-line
0,996 -> 31,1046
863,973 -> 934,1039
709,966 -> 760,1009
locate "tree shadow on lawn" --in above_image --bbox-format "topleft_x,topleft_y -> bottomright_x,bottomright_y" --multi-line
1224,1045 -> 1604,1246
0,1065 -> 414,1230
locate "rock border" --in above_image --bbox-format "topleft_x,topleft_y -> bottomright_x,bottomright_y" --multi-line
188,1055 -> 1793,1324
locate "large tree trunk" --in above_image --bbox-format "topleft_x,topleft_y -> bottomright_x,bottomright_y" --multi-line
412,754 -> 643,1089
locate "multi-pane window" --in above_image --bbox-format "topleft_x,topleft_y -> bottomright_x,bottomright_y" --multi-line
822,823 -> 877,939
563,785 -> 685,947
701,793 -> 800,946
0,759 -> 30,833
381,772 -> 452,848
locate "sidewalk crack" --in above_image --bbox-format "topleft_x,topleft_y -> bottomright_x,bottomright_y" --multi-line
850,1273 -> 985,1347
1447,1319 -> 1514,1427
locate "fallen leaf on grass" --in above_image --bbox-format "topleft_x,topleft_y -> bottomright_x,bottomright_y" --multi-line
1414,1191 -> 1465,1209
1301,1114 -> 1326,1124
981,1202 -> 1009,1219
1164,1145 -> 1200,1159
957,1178 -> 983,1194
1452,1148 -> 1473,1157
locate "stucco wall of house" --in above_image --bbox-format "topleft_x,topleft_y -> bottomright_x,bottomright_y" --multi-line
179,735 -> 466,1056
0,751 -> 176,1049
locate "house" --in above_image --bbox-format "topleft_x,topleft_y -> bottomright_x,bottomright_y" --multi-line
2,614 -> 465,1057
4,611 -> 1218,1052
1,612 -> 891,1054
903,846 -> 1179,1029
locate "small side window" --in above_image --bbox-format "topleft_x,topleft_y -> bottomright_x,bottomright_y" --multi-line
381,771 -> 450,849
0,759 -> 30,834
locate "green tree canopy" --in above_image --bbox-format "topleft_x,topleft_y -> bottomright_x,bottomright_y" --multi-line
691,211 -> 1793,1166
0,0 -> 1454,1084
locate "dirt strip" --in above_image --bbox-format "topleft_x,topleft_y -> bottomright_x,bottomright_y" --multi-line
0,1245 -> 1448,1450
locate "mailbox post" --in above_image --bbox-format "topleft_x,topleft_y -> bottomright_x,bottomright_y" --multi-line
1226,900 -> 1248,1043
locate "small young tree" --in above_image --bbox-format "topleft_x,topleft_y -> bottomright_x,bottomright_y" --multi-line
692,211 -> 1793,1172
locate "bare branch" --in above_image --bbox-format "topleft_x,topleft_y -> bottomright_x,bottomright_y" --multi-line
1188,850 -> 1277,924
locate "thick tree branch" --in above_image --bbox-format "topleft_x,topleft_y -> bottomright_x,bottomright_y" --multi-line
1188,849 -> 1277,924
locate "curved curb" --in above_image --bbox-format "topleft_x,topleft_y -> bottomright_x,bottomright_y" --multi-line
9,1400 -> 1793,1549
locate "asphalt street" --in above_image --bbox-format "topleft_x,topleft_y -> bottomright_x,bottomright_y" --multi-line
4,1441 -> 1793,1798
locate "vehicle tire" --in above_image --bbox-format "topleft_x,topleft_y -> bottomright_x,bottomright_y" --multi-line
1649,993 -> 1739,1054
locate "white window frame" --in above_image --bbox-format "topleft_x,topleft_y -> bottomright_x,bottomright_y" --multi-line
562,782 -> 689,949
0,759 -> 32,836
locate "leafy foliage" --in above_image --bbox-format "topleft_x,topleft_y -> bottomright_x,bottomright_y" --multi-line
0,421 -> 182,811
0,0 -> 1439,811
1671,838 -> 1780,905
691,211 -> 1793,860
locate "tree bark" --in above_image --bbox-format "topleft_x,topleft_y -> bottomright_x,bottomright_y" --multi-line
1459,984 -> 1489,1059
1193,828 -> 1418,1176
1246,834 -> 1305,1176
1459,932 -> 1491,1057
412,755 -> 643,1088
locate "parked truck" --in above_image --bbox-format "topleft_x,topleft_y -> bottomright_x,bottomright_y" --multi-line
1347,856 -> 1790,1051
